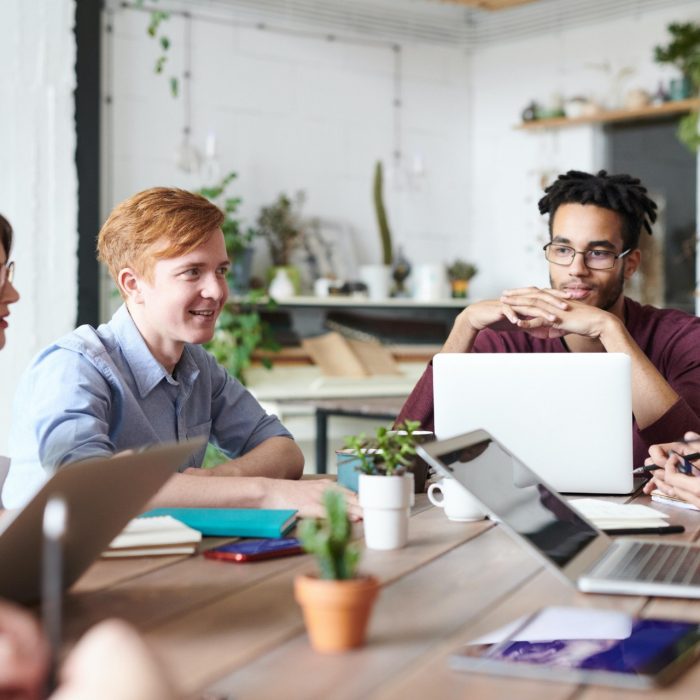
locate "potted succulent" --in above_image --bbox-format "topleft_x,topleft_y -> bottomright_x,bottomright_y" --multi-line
446,259 -> 478,299
654,22 -> 700,151
257,192 -> 306,296
198,171 -> 258,294
343,420 -> 422,550
295,490 -> 380,653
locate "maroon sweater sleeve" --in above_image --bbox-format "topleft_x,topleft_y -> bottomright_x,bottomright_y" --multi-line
395,362 -> 435,430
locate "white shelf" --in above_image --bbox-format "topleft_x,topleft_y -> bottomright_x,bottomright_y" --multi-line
267,295 -> 467,309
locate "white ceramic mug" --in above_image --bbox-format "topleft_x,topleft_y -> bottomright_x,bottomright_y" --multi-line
427,478 -> 486,522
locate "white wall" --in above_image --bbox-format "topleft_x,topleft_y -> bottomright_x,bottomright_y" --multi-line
103,6 -> 472,289
0,0 -> 78,454
467,3 -> 700,300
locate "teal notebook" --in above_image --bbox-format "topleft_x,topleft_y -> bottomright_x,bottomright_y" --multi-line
140,508 -> 298,538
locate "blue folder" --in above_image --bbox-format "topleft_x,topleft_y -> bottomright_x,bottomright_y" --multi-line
140,507 -> 298,538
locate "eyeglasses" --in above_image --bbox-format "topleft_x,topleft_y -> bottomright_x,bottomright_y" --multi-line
0,261 -> 15,288
543,243 -> 631,270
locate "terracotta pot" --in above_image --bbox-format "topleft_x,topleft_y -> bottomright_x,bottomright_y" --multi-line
294,574 -> 380,653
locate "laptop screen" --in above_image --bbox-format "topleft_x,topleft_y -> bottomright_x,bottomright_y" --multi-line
419,432 -> 600,568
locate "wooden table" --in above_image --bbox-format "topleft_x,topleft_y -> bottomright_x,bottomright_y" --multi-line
65,492 -> 700,699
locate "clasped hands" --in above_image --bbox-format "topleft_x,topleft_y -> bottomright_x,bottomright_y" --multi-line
465,287 -> 607,340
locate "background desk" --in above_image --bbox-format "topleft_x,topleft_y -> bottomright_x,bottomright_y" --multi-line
65,492 -> 700,699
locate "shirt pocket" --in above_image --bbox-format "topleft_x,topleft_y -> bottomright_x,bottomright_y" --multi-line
183,420 -> 212,468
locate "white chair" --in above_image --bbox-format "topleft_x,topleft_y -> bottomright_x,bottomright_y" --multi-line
0,456 -> 10,509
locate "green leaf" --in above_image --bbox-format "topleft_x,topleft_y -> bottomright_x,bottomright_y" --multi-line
160,36 -> 170,51
170,77 -> 179,97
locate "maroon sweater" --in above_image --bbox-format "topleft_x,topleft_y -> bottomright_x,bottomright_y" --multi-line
396,297 -> 700,466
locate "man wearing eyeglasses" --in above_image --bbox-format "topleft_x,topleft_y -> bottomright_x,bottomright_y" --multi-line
397,170 -> 700,466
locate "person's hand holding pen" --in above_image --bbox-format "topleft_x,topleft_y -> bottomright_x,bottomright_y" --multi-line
642,431 -> 700,508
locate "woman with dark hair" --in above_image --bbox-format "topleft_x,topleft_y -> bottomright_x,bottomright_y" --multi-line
0,214 -> 20,350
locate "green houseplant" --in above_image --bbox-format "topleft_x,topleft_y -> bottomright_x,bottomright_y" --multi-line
654,22 -> 700,151
204,291 -> 279,386
294,490 -> 379,653
257,192 -> 307,295
198,171 -> 258,294
446,259 -> 478,299
342,420 -> 423,551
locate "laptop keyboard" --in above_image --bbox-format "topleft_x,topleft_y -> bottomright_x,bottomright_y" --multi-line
598,542 -> 700,586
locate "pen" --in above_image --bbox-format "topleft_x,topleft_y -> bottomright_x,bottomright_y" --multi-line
632,452 -> 700,476
43,497 -> 67,697
603,525 -> 685,536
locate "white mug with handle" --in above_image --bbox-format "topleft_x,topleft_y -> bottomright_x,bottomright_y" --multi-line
427,477 -> 486,522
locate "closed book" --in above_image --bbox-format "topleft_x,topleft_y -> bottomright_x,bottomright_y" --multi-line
140,507 -> 298,538
102,515 -> 202,558
651,490 -> 700,512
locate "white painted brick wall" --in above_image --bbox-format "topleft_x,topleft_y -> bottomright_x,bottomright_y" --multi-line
467,3 -> 700,301
0,0 -> 77,454
103,5 -> 473,284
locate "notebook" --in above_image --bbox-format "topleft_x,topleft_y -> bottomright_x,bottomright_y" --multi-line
417,430 -> 700,599
0,440 -> 204,603
103,515 -> 202,558
432,353 -> 634,494
141,507 -> 298,538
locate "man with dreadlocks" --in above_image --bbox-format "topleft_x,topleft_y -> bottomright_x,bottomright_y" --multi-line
397,169 -> 700,467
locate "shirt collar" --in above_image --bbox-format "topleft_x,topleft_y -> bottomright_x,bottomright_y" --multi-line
111,304 -> 175,398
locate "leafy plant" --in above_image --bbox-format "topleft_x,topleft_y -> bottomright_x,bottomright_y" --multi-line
297,490 -> 360,580
204,290 -> 280,385
136,0 -> 178,97
373,161 -> 393,266
198,171 -> 258,257
343,420 -> 421,476
446,259 -> 478,282
654,22 -> 700,151
257,193 -> 306,267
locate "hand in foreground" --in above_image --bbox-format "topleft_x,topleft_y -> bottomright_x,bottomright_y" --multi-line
643,431 -> 700,508
0,600 -> 49,700
500,287 -> 610,340
260,479 -> 362,521
50,620 -> 177,700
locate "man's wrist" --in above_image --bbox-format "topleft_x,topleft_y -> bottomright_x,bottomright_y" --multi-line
442,309 -> 479,352
598,313 -> 626,347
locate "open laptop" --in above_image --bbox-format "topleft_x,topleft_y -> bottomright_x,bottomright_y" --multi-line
433,353 -> 633,494
418,430 -> 700,599
0,440 -> 203,603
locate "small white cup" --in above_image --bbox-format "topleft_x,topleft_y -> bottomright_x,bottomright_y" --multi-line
427,478 -> 486,522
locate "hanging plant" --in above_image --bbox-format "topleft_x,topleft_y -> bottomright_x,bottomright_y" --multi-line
136,0 -> 179,97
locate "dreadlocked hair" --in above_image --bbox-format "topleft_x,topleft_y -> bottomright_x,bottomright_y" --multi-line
538,170 -> 657,250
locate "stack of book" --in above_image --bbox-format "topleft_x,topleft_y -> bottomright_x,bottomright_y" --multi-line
102,515 -> 202,558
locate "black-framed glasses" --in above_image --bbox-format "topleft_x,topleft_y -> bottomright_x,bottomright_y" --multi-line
543,243 -> 631,270
0,261 -> 15,288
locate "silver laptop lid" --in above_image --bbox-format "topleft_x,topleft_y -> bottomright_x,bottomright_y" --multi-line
418,430 -> 613,586
0,439 -> 204,603
433,353 -> 634,494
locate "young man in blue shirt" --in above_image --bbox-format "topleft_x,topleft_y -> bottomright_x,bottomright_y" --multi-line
4,187 -> 359,518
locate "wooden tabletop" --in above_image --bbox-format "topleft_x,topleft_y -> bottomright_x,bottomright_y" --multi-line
65,492 -> 700,699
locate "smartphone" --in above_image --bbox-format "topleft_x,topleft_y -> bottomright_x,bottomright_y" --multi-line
204,538 -> 303,563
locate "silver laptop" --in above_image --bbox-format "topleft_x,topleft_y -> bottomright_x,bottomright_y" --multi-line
433,353 -> 633,494
0,440 -> 203,603
418,430 -> 700,599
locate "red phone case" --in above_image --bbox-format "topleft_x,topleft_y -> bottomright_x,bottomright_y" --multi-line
204,541 -> 303,563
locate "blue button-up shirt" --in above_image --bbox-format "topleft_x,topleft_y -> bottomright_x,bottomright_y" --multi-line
4,304 -> 291,508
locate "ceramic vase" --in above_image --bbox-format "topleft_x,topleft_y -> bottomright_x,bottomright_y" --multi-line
358,473 -> 412,550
